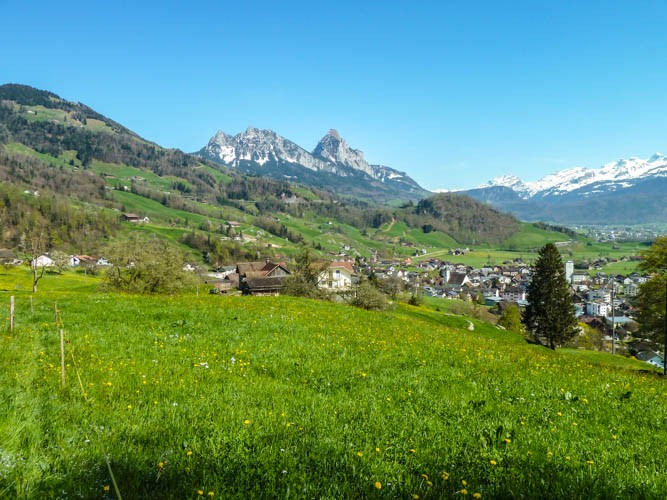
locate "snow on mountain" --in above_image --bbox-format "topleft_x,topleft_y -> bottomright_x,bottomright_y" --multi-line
312,129 -> 374,176
201,127 -> 334,172
199,127 -> 423,190
482,153 -> 667,199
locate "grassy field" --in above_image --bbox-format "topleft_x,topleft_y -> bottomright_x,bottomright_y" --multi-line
0,269 -> 665,498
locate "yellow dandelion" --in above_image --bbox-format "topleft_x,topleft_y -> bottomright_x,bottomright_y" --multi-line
376,447 -> 381,452
208,492 -> 214,497
586,460 -> 594,465
473,493 -> 482,499
244,419 -> 251,425
357,452 -> 363,457
409,448 -> 416,453
426,481 -> 433,487
462,480 -> 467,486
461,489 -> 468,495
490,459 -> 497,466
441,471 -> 450,480
503,438 -> 511,444
421,474 -> 429,480
374,481 -> 382,490
197,490 -> 204,495
103,485 -> 110,492
187,450 -> 193,456
412,495 -> 420,499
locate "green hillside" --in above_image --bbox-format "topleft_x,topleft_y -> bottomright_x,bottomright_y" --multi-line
0,269 -> 664,498
1,83 -> 639,272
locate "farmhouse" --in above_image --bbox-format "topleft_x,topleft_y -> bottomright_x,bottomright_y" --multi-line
122,213 -> 150,223
237,260 -> 290,296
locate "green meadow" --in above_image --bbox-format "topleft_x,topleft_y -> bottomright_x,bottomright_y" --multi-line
1,269 -> 665,498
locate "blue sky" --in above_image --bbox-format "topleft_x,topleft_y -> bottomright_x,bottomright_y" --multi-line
3,1 -> 667,191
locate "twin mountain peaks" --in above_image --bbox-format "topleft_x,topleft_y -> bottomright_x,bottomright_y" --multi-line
2,83 -> 666,223
198,128 -> 428,202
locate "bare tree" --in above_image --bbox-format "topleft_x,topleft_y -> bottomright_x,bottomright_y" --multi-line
22,225 -> 49,293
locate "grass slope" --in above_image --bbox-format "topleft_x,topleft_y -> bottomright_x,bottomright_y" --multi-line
0,270 -> 664,498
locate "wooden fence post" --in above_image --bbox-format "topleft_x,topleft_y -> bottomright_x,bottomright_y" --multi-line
10,296 -> 14,332
60,328 -> 66,388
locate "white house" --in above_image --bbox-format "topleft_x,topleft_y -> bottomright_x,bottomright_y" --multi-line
587,288 -> 611,304
319,262 -> 354,291
31,255 -> 54,268
501,286 -> 526,302
586,301 -> 608,317
565,260 -> 574,283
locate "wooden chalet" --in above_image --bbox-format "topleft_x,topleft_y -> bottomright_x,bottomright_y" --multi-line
237,260 -> 290,296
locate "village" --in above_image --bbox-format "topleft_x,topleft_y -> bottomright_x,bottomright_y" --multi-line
2,234 -> 658,369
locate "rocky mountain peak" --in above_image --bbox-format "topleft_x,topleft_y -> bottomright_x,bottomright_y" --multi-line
198,126 -> 429,201
312,130 -> 373,176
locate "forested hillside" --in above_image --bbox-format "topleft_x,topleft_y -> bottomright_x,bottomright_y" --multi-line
0,84 -> 532,261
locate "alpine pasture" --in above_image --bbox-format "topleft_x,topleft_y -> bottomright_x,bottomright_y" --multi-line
0,269 -> 665,498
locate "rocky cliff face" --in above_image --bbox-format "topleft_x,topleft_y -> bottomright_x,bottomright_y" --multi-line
198,127 -> 429,202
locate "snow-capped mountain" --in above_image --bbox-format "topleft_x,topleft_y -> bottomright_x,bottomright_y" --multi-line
464,153 -> 667,223
201,127 -> 335,173
482,153 -> 667,199
198,128 -> 428,202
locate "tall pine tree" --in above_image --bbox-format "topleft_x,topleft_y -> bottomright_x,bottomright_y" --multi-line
523,243 -> 578,349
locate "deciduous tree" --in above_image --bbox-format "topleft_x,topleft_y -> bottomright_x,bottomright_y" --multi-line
103,235 -> 195,294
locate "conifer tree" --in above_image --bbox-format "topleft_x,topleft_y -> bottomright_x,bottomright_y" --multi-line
635,236 -> 667,344
523,243 -> 578,349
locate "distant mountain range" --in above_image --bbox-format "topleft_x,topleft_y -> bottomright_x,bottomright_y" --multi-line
461,154 -> 667,224
198,128 -> 429,203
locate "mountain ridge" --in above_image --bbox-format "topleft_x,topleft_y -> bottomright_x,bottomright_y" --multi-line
198,127 -> 429,203
463,153 -> 667,223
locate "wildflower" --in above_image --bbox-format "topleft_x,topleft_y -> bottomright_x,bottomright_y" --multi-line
409,448 -> 416,453
376,447 -> 381,453
503,438 -> 511,444
441,471 -> 450,480
374,481 -> 382,490
426,481 -> 433,487
460,489 -> 468,495
103,485 -> 110,492
244,419 -> 251,425
490,460 -> 497,466
187,450 -> 193,456
197,490 -> 204,496
357,452 -> 363,457
412,495 -> 420,499
586,460 -> 594,465
208,492 -> 214,497
421,474 -> 429,480
462,480 -> 467,486
473,494 -> 482,499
